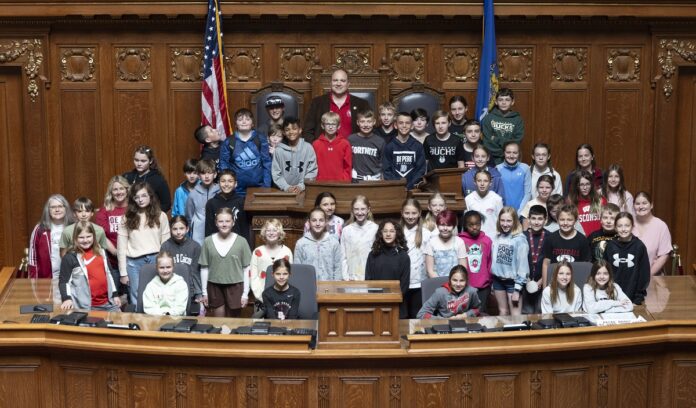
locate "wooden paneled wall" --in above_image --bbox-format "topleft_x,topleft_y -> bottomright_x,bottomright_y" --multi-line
0,13 -> 694,268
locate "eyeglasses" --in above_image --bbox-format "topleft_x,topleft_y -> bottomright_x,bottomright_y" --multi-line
49,205 -> 65,210
322,123 -> 338,127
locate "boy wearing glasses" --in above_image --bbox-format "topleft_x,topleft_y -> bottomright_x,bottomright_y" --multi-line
312,111 -> 352,182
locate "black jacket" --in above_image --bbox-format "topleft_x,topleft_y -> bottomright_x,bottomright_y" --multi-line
123,169 -> 172,213
302,93 -> 370,143
603,237 -> 650,305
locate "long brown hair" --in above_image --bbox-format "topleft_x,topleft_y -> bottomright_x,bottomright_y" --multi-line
70,221 -> 102,254
550,261 -> 575,306
588,260 -> 617,300
125,182 -> 162,231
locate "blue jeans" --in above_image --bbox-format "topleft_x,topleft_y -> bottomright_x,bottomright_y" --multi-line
126,253 -> 155,308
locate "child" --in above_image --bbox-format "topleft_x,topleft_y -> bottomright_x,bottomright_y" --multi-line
262,258 -> 301,320
461,144 -> 505,198
199,207 -> 252,317
417,265 -> 481,319
59,221 -> 121,311
123,145 -> 171,213
160,216 -> 202,305
272,116 -> 318,193
568,170 -> 606,236
142,250 -> 189,316
194,125 -> 223,164
304,192 -> 344,239
267,124 -> 284,156
340,196 -> 378,281
204,170 -> 247,242
458,210 -> 493,315
491,207 -> 530,316
603,212 -> 650,305
95,176 -> 130,277
423,110 -> 465,171
117,181 -> 171,307
250,219 -> 293,306
424,210 -> 468,278
540,261 -> 582,313
601,164 -> 635,215
448,96 -> 469,138
522,205 -> 549,314
530,143 -> 563,198
409,108 -> 430,144
172,159 -> 199,217
461,120 -> 482,169
588,203 -> 620,262
423,192 -> 447,232
401,198 -> 433,318
582,260 -> 634,313
541,204 -> 591,287
565,143 -> 603,192
383,111 -> 427,190
186,159 -> 220,245
28,194 -> 75,303
375,101 -> 398,144
496,141 -> 531,212
465,169 -> 504,239
59,197 -> 115,258
545,194 -> 585,235
633,191 -> 672,276
218,108 -> 272,195
312,111 -> 352,182
294,208 -> 343,281
365,220 -> 411,318
481,88 -> 525,165
257,95 -> 285,136
520,175 -> 555,229
349,110 -> 385,182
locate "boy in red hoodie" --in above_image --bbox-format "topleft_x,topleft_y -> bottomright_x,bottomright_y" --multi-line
312,111 -> 352,182
458,210 -> 493,314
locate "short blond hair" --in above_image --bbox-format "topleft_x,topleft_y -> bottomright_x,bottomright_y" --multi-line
261,218 -> 286,244
378,102 -> 396,114
321,111 -> 340,125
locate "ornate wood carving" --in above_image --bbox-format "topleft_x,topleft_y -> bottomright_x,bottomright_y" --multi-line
333,47 -> 371,74
443,47 -> 478,82
225,47 -> 261,82
60,47 -> 95,82
170,48 -> 202,82
0,38 -> 44,101
389,47 -> 425,81
597,365 -> 609,408
657,39 -> 696,98
280,47 -> 315,81
460,373 -> 473,408
552,47 -> 588,82
530,370 -> 542,408
115,47 -> 151,82
175,373 -> 187,408
389,376 -> 401,408
246,376 -> 258,408
500,47 -> 533,82
607,48 -> 640,82
318,376 -> 330,408
107,369 -> 119,408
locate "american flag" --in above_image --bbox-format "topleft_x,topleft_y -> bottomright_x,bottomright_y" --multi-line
201,0 -> 231,139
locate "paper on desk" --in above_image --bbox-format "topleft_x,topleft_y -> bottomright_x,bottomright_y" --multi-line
594,312 -> 647,326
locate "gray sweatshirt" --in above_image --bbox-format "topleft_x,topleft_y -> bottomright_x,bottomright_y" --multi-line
294,232 -> 343,281
271,139 -> 318,191
417,284 -> 481,319
186,182 -> 221,245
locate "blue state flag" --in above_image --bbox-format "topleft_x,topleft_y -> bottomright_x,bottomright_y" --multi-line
475,0 -> 499,121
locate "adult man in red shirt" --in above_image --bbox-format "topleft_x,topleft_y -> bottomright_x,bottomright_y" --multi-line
303,69 -> 371,143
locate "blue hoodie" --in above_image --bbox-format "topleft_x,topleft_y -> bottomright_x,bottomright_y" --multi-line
461,166 -> 506,198
219,130 -> 272,195
496,161 -> 531,212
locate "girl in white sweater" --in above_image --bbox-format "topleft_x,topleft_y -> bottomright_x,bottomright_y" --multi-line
340,195 -> 377,280
541,260 -> 582,313
583,260 -> 633,313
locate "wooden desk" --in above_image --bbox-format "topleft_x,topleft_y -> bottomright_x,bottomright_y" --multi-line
2,269 -> 696,408
316,280 -> 402,349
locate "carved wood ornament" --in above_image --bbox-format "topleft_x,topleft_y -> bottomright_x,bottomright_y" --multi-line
444,47 -> 478,82
500,48 -> 533,82
607,48 -> 640,82
389,47 -> 425,81
61,48 -> 96,82
225,47 -> 261,82
333,47 -> 371,74
116,47 -> 151,82
553,47 -> 588,82
657,39 -> 696,98
0,39 -> 44,101
171,48 -> 203,82
280,47 -> 316,81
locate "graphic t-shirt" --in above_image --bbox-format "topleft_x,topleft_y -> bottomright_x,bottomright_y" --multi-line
542,231 -> 591,263
423,134 -> 465,171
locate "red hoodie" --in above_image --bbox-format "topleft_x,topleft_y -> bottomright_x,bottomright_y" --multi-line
312,134 -> 352,182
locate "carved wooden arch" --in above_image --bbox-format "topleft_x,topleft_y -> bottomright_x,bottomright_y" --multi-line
0,38 -> 47,102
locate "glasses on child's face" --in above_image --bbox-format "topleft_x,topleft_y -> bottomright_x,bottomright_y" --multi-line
322,123 -> 338,128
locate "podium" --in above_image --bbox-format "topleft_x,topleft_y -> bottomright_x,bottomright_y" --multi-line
316,280 -> 402,349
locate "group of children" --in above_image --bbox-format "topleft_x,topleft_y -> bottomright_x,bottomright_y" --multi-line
26,85 -> 671,321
